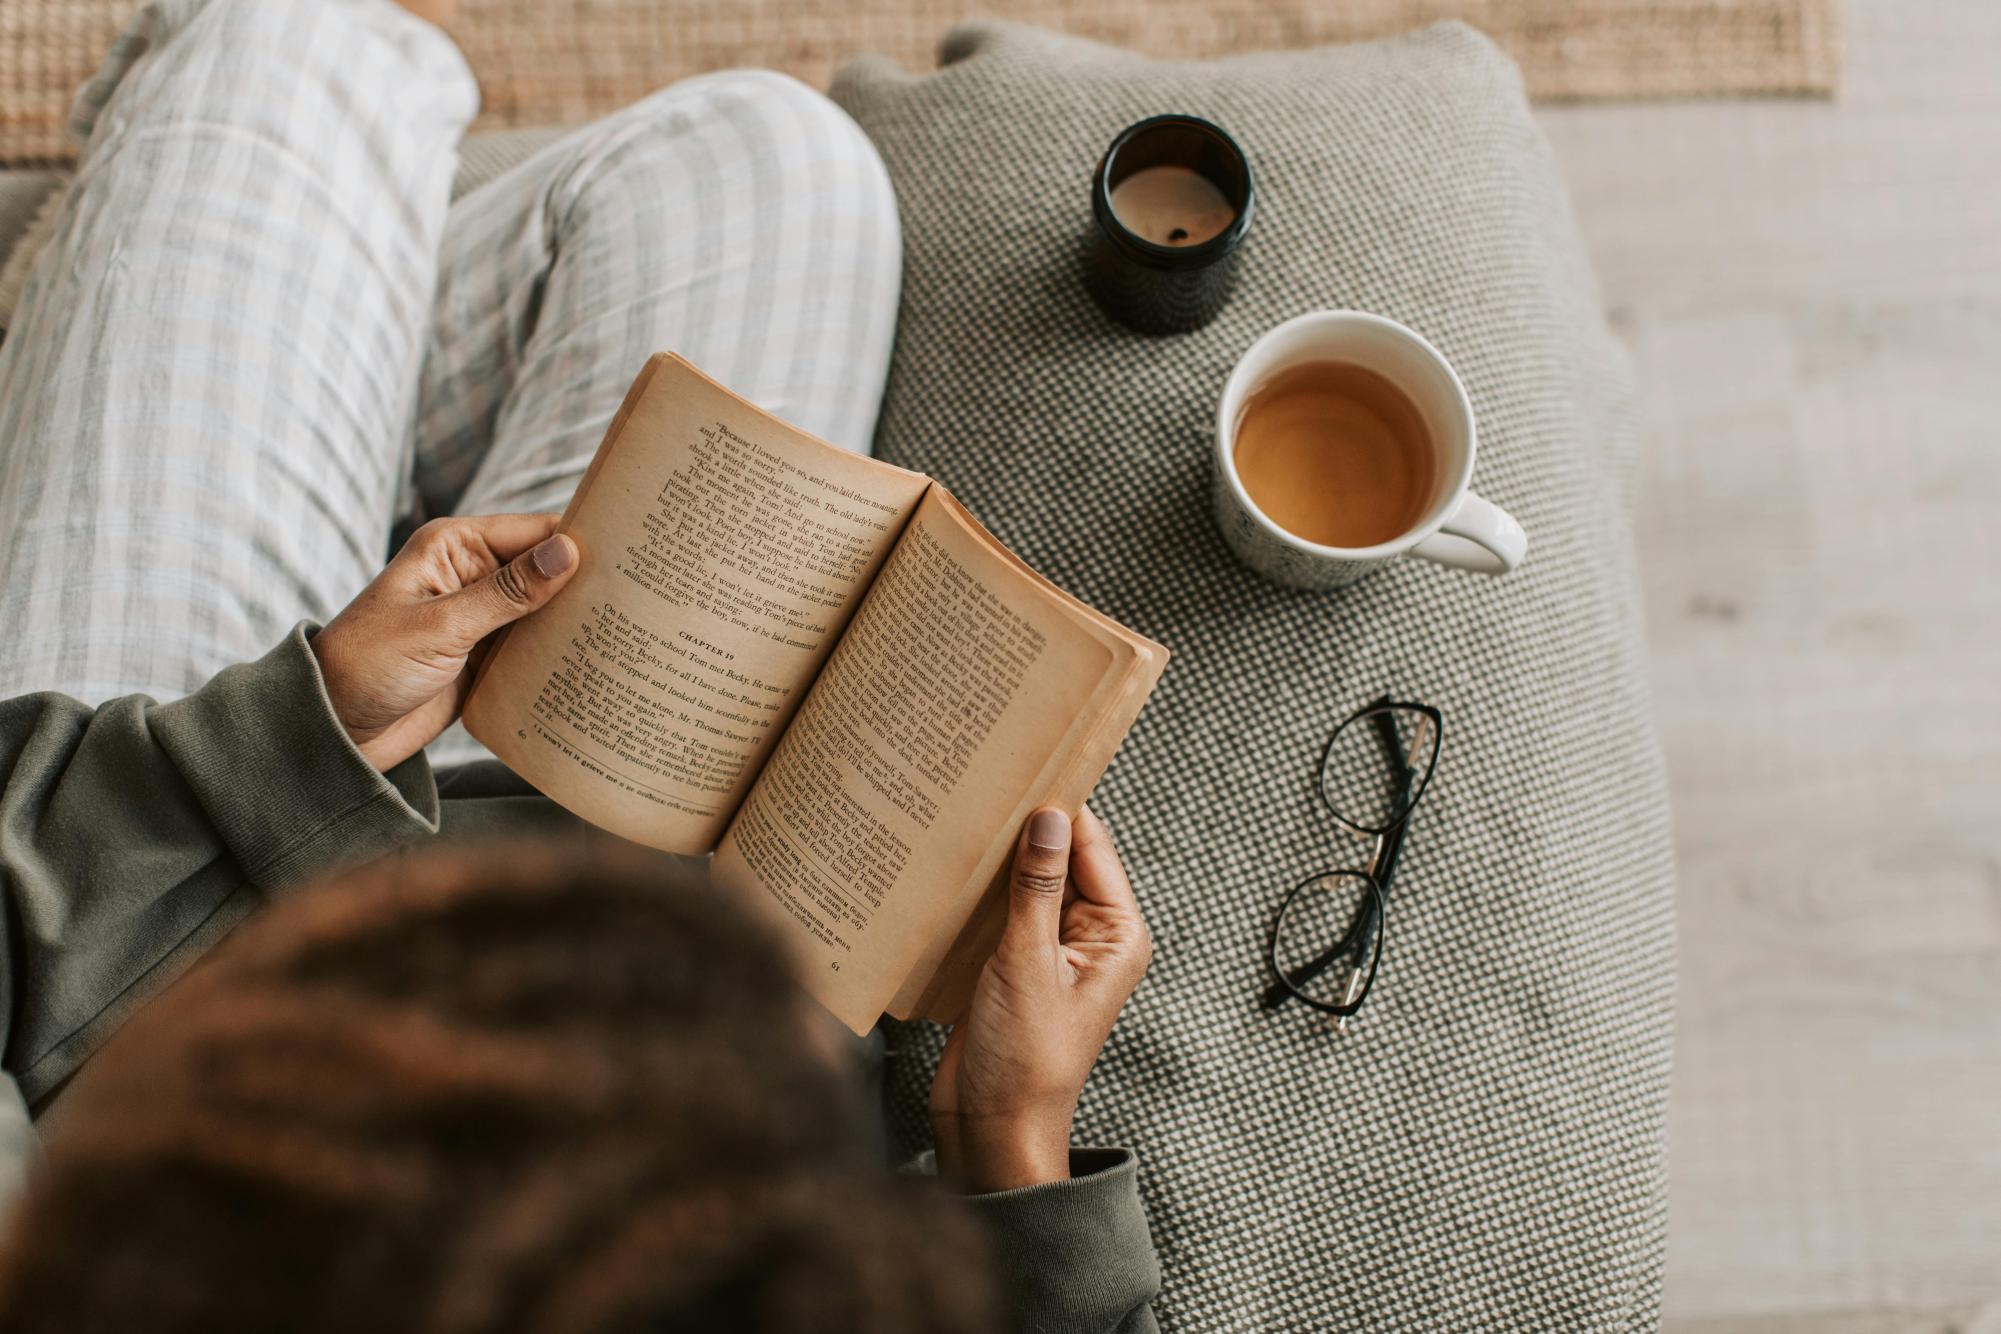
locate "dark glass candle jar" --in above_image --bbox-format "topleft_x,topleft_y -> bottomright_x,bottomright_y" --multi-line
1088,114 -> 1256,336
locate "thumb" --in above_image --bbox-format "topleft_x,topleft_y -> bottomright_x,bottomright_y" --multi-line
1001,808 -> 1071,958
438,532 -> 579,649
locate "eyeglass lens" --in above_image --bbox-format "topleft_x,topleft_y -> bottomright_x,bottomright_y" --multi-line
1271,870 -> 1382,1010
1319,705 -> 1438,834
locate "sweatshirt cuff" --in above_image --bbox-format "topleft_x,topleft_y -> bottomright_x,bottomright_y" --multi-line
911,1146 -> 1162,1332
150,623 -> 440,888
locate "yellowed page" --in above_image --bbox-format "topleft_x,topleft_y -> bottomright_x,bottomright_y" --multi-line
711,488 -> 1166,1033
891,651 -> 1164,1023
464,354 -> 930,854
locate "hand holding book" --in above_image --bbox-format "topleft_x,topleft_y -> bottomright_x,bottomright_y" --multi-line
310,513 -> 583,771
930,807 -> 1152,1191
462,354 -> 1168,1033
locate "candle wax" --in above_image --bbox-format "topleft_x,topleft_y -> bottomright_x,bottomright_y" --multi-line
1108,165 -> 1236,247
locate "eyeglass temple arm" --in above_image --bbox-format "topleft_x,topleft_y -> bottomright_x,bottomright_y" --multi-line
1346,741 -> 1419,951
1358,704 -> 1423,932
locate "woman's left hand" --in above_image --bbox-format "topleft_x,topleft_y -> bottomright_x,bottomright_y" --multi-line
309,514 -> 579,772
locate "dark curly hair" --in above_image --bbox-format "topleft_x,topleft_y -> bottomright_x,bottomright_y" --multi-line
0,847 -> 999,1334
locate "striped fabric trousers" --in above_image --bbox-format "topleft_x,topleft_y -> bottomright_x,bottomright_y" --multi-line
0,0 -> 903,751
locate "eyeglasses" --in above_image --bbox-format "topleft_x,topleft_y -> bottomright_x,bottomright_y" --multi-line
1261,699 -> 1443,1030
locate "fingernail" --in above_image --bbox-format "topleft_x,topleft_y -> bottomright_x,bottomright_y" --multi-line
531,535 -> 574,578
1028,808 -> 1069,851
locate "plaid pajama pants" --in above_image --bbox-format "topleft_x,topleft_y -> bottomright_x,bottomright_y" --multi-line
0,0 -> 903,747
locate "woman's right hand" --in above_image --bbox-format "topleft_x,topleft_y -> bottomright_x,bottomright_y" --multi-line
928,807 -> 1152,1193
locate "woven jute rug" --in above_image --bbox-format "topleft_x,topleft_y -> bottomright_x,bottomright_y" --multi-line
0,0 -> 1839,166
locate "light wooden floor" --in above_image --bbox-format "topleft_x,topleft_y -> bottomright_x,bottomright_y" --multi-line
1536,2 -> 2001,1328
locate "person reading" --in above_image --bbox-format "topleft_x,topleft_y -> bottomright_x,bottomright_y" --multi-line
458,355 -> 1165,1032
0,0 -> 1165,1325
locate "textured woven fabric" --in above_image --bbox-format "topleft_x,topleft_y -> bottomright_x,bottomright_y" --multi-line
833,22 -> 1675,1331
0,0 -> 1841,166
0,173 -> 59,264
0,173 -> 63,331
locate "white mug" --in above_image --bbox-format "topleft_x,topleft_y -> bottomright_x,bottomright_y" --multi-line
1213,311 -> 1527,590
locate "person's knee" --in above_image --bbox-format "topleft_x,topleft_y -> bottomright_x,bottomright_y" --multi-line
586,70 -> 899,250
151,0 -> 458,79
74,0 -> 472,152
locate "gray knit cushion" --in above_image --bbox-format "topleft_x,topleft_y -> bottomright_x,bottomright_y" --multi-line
452,127 -> 568,199
833,21 -> 1674,1331
0,173 -> 58,264
0,171 -> 64,336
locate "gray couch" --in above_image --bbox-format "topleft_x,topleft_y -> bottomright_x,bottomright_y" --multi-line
830,22 -> 1675,1331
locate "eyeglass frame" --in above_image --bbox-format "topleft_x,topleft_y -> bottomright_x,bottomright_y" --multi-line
1261,699 -> 1443,1021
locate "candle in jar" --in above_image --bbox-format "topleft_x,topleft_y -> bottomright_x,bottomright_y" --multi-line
1108,165 -> 1237,247
1088,114 -> 1255,334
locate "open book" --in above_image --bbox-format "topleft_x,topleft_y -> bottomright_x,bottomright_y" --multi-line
464,354 -> 1167,1033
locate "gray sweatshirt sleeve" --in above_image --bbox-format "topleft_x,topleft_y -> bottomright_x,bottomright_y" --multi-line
913,1147 -> 1162,1333
0,624 -> 438,1117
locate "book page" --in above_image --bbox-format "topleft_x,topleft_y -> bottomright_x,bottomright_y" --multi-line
888,646 -> 1163,1024
711,488 -> 1166,1033
464,354 -> 931,854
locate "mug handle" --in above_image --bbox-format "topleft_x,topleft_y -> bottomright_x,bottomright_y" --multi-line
1409,492 -> 1527,575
